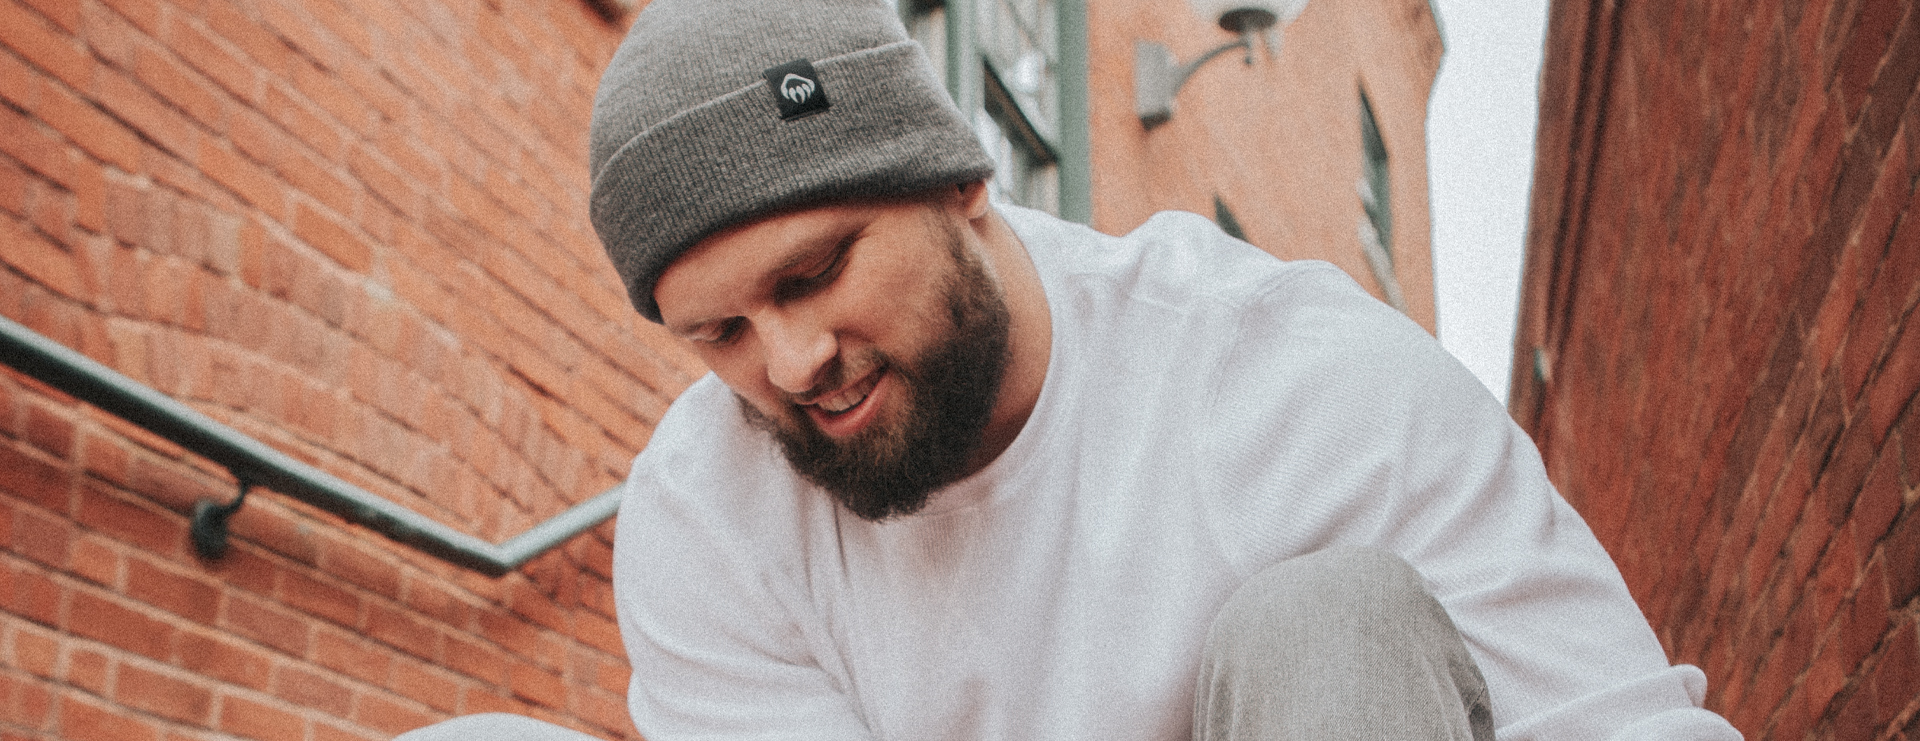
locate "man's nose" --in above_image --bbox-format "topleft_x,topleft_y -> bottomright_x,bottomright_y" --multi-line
760,313 -> 836,395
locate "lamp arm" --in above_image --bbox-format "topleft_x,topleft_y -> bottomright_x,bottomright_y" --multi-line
1171,33 -> 1257,97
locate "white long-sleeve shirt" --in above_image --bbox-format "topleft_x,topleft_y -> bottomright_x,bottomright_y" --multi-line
612,205 -> 1742,741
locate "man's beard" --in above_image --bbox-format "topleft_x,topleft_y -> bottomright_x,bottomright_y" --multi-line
737,220 -> 1013,522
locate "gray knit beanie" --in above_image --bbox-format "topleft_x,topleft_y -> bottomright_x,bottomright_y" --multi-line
588,0 -> 997,323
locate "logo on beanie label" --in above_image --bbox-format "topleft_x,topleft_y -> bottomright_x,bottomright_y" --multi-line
764,59 -> 830,120
780,74 -> 815,104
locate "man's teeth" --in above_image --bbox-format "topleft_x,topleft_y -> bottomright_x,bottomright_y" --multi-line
815,373 -> 879,414
819,388 -> 865,413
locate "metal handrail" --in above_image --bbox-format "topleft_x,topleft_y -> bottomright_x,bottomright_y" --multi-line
0,314 -> 621,577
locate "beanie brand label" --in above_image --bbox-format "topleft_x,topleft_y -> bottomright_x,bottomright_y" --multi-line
764,60 -> 830,120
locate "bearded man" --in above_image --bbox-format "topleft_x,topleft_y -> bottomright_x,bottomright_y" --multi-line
404,0 -> 1741,739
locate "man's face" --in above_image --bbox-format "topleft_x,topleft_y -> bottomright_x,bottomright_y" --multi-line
653,188 -> 1012,521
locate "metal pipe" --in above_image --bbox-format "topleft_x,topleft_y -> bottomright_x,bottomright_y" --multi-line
0,315 -> 622,577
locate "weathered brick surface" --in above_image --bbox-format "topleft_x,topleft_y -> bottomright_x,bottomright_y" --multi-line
1086,0 -> 1444,330
0,0 -> 671,734
1515,0 -> 1920,736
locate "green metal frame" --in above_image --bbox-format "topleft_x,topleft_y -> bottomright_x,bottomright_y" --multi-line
937,0 -> 1090,223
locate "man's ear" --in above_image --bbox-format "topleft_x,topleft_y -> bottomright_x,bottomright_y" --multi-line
955,180 -> 990,220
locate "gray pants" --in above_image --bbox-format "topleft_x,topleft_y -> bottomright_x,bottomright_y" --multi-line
1194,546 -> 1494,740
398,547 -> 1491,740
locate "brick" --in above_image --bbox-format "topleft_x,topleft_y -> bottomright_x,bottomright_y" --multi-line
442,632 -> 506,686
133,46 -> 228,134
35,82 -> 142,173
3,563 -> 62,627
203,1 -> 291,77
201,542 -> 276,596
218,694 -> 304,741
334,59 -> 408,128
60,694 -> 159,741
77,430 -> 130,489
0,444 -> 71,512
290,201 -> 372,273
74,0 -> 138,70
1832,684 -> 1880,740
90,65 -> 199,160
399,575 -> 471,627
0,671 -> 54,728
271,665 -> 352,716
0,215 -> 87,300
225,502 -> 318,565
591,656 -> 628,696
1886,506 -> 1920,609
18,404 -> 72,459
222,593 -> 309,657
125,456 -> 216,514
353,692 -> 436,737
365,601 -> 440,661
280,148 -> 357,217
9,625 -> 56,677
505,578 -> 567,633
1870,621 -> 1919,727
171,632 -> 268,695
506,660 -> 566,710
277,569 -> 360,627
315,720 -> 383,741
195,139 -> 278,215
74,481 -> 181,555
459,686 -> 529,717
1859,318 -> 1920,446
348,147 -> 422,219
68,590 -> 173,660
0,32 -> 31,111
68,534 -> 117,586
116,664 -> 213,723
574,610 -> 621,656
390,658 -> 461,713
66,644 -> 108,694
93,0 -> 159,36
125,554 -> 220,624
288,57 -> 374,136
0,0 -> 91,91
575,686 -> 632,738
172,20 -> 261,104
9,506 -> 70,567
318,535 -> 400,598
18,0 -> 77,32
260,83 -> 345,162
67,154 -> 104,233
312,627 -> 391,685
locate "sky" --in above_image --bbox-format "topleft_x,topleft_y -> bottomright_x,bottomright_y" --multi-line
1425,0 -> 1551,405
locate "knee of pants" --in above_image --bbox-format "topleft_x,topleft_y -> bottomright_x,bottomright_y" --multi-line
1208,546 -> 1434,647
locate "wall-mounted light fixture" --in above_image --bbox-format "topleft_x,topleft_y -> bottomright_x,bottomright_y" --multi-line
1135,0 -> 1308,129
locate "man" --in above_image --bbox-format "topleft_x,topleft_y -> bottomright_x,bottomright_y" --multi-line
582,0 -> 1737,739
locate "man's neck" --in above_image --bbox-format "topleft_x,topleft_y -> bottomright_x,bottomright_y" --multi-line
965,207 -> 1052,474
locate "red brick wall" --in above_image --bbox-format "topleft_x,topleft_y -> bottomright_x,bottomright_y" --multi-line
1513,0 -> 1920,737
0,0 -> 701,735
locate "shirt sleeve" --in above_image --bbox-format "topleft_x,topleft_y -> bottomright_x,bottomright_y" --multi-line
612,381 -> 876,741
1199,263 -> 1743,741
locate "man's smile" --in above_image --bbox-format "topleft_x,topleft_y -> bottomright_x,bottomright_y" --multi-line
812,368 -> 882,414
801,366 -> 889,437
